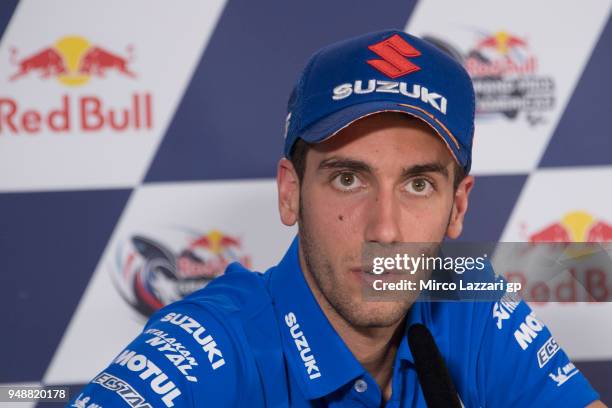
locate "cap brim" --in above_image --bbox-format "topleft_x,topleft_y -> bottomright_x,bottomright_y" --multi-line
299,101 -> 467,170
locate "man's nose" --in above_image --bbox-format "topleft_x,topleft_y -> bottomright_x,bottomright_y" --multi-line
364,186 -> 402,244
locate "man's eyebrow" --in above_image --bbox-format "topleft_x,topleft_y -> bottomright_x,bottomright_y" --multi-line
401,163 -> 449,179
317,157 -> 373,173
317,158 -> 449,179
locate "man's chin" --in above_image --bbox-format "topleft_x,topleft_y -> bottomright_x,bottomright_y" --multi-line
338,300 -> 412,329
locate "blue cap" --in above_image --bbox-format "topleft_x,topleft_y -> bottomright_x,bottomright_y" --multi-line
283,29 -> 475,173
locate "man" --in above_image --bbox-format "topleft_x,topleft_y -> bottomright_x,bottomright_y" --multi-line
70,30 -> 604,407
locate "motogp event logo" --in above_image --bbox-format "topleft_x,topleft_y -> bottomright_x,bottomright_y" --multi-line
112,229 -> 252,317
423,30 -> 555,125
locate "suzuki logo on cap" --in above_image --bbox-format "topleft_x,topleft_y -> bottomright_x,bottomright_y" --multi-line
367,34 -> 421,79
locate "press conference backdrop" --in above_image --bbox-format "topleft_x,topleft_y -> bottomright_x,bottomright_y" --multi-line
1,0 -> 611,405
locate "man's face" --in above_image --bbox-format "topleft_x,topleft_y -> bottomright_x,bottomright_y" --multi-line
277,112 -> 473,329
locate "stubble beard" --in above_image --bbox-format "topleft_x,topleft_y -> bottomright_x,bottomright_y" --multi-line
298,198 -> 412,329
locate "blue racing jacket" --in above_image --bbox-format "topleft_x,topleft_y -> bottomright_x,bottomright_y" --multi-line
69,236 -> 599,407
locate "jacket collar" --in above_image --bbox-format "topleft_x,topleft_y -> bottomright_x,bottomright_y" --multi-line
267,236 -> 425,399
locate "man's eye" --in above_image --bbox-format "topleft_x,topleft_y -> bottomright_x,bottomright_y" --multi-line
405,178 -> 434,196
331,172 -> 363,191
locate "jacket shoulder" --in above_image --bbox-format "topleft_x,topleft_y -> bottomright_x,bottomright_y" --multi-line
70,263 -> 279,407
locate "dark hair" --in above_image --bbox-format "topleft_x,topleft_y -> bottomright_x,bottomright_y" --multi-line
289,138 -> 310,183
289,138 -> 466,190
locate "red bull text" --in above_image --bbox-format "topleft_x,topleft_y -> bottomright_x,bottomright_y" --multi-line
3,36 -> 153,135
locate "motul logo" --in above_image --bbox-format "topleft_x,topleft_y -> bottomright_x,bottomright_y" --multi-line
367,34 -> 421,79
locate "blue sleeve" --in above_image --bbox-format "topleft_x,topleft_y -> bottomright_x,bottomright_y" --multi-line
67,302 -> 243,408
478,296 -> 600,407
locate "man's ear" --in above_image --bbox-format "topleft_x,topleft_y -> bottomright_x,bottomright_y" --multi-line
277,158 -> 300,226
446,175 -> 475,239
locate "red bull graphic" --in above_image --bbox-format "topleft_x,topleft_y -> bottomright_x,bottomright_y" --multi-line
528,211 -> 612,243
422,30 -> 555,125
505,212 -> 612,303
468,31 -> 536,76
9,36 -> 134,85
2,36 -> 153,135
9,48 -> 67,81
112,229 -> 252,317
78,46 -> 135,79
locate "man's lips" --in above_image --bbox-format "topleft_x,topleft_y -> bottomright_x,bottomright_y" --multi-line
349,267 -> 389,284
350,267 -> 388,275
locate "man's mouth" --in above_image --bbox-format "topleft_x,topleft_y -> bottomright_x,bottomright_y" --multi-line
350,267 -> 388,276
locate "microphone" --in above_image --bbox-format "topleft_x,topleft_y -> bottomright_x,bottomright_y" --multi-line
408,323 -> 462,408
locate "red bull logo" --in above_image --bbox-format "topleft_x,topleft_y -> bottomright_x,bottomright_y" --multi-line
467,31 -> 537,76
179,230 -> 249,279
528,211 -> 612,243
506,211 -> 612,303
475,31 -> 527,54
9,36 -> 135,86
1,36 -> 153,135
189,229 -> 241,255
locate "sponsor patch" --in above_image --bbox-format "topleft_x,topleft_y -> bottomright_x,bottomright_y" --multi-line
92,372 -> 152,408
113,350 -> 182,407
492,292 -> 519,329
160,312 -> 226,370
285,312 -> 321,380
513,311 -> 544,350
549,362 -> 579,387
537,337 -> 560,368
144,328 -> 199,382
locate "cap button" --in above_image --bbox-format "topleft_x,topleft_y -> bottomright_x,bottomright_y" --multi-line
353,378 -> 368,393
